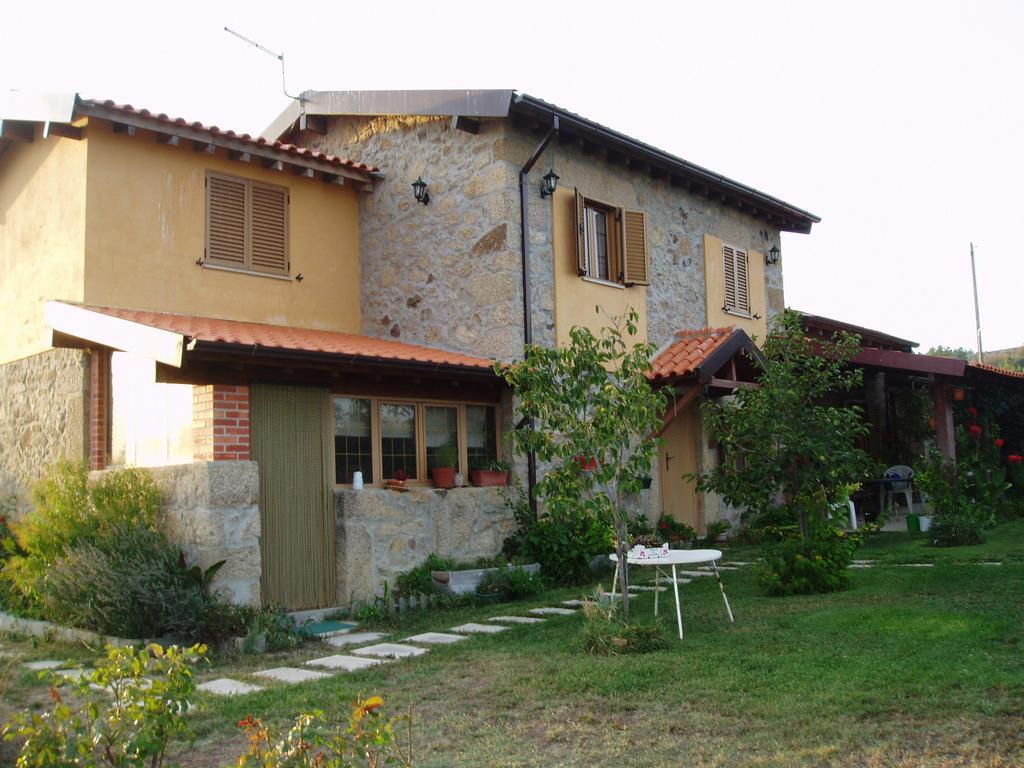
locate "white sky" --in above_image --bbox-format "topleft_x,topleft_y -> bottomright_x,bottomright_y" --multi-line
4,0 -> 1022,353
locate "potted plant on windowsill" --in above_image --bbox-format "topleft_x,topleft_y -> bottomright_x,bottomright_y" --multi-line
471,459 -> 511,487
430,445 -> 459,489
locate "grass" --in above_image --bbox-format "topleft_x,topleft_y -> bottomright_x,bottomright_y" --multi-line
3,520 -> 1024,767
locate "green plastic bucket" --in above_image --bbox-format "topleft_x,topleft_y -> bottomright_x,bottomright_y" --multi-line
906,513 -> 921,533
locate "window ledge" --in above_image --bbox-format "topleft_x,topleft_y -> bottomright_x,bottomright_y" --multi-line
201,262 -> 293,282
724,308 -> 754,319
581,276 -> 625,290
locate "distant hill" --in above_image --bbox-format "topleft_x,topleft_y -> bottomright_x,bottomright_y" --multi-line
985,345 -> 1024,370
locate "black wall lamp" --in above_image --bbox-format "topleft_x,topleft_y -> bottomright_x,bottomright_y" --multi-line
766,244 -> 781,265
411,176 -> 430,205
540,168 -> 559,198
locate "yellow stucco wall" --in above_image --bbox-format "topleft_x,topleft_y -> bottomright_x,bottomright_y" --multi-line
82,121 -> 362,333
0,129 -> 88,363
551,186 -> 648,346
704,234 -> 768,341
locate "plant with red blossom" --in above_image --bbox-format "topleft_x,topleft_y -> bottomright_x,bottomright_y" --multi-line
995,438 -> 1006,448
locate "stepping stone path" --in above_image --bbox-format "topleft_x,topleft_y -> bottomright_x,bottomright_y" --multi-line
352,643 -> 428,659
488,615 -> 544,624
561,599 -> 586,607
629,585 -> 669,592
450,623 -> 508,634
306,654 -> 385,672
405,632 -> 468,645
848,564 -> 874,569
198,678 -> 263,696
254,667 -> 333,684
326,631 -> 388,647
55,668 -> 89,681
896,563 -> 934,568
676,571 -> 715,578
24,660 -> 65,671
724,561 -> 756,566
981,561 -> 1003,566
529,607 -> 576,616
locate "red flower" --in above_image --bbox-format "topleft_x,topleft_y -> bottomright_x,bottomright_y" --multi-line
995,438 -> 1005,448
238,715 -> 257,728
968,406 -> 980,417
659,522 -> 669,530
1008,454 -> 1024,464
969,424 -> 983,437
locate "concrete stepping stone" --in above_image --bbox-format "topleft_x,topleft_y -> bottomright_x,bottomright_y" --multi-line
529,607 -> 576,616
306,654 -> 386,672
725,561 -> 755,566
198,678 -> 263,696
450,623 -> 508,634
676,570 -> 715,578
352,643 -> 427,659
848,564 -> 874,568
697,565 -> 739,571
253,667 -> 333,684
629,585 -> 668,592
325,632 -> 387,647
561,599 -> 586,607
981,561 -> 1003,566
896,563 -> 934,568
852,560 -> 875,564
405,632 -> 468,645
55,668 -> 89,681
488,615 -> 545,624
24,660 -> 65,671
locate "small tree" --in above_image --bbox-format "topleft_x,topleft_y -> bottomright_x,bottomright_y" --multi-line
497,309 -> 667,622
697,310 -> 872,545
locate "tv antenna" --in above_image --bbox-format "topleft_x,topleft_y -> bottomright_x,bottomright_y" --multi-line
224,26 -> 304,107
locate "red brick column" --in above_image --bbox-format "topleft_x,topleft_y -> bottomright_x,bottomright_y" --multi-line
193,384 -> 251,461
89,349 -> 111,470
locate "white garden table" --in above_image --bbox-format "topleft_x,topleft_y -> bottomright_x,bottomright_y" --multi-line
609,548 -> 734,640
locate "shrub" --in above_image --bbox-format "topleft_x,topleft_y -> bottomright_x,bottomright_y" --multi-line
582,595 -> 667,655
760,527 -> 861,596
916,451 -> 998,547
655,514 -> 696,546
3,643 -> 203,768
516,513 -> 614,585
476,566 -> 544,601
698,520 -> 731,547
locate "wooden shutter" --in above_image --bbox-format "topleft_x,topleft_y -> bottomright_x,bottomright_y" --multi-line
735,247 -> 750,314
574,188 -> 587,275
250,183 -> 289,274
206,174 -> 246,267
620,209 -> 650,285
723,244 -> 737,311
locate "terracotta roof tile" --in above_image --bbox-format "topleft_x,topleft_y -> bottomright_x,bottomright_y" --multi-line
78,99 -> 378,174
968,362 -> 1024,379
650,327 -> 736,381
85,306 -> 494,372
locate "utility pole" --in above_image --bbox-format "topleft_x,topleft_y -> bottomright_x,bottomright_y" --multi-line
970,242 -> 984,363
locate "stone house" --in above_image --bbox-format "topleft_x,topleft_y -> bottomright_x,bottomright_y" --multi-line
263,89 -> 819,532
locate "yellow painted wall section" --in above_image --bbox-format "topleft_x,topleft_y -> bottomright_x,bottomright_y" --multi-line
82,122 -> 362,333
0,130 -> 88,362
551,187 -> 647,347
704,234 -> 768,341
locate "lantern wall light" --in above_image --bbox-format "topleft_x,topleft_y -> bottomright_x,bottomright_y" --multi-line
411,176 -> 430,205
766,244 -> 781,265
540,168 -> 559,198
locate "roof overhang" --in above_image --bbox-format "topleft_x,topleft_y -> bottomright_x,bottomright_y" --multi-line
46,301 -> 184,367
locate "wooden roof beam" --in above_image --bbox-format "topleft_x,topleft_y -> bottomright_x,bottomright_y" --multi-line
44,122 -> 83,140
192,140 -> 216,155
227,148 -> 250,162
112,122 -> 136,136
0,120 -> 35,142
156,133 -> 180,146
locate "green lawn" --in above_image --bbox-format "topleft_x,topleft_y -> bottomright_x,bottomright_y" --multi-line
4,521 -> 1024,767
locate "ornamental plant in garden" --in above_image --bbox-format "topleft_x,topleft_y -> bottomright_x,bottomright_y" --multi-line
497,309 -> 667,622
696,310 -> 873,594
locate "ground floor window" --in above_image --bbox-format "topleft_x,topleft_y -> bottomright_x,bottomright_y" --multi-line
332,396 -> 500,485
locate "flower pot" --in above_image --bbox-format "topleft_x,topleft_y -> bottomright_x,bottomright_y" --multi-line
641,476 -> 653,489
918,515 -> 933,532
474,590 -> 502,604
432,563 -> 541,595
470,469 -> 509,487
575,455 -> 598,471
906,513 -> 921,533
431,467 -> 457,489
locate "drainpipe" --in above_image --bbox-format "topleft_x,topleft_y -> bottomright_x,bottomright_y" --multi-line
518,115 -> 559,513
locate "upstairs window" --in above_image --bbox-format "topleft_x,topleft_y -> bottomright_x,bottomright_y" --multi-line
205,171 -> 289,276
722,243 -> 751,316
574,189 -> 649,286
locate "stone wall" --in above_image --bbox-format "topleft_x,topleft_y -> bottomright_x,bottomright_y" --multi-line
334,487 -> 516,605
141,461 -> 262,607
0,348 -> 90,514
300,116 -> 525,362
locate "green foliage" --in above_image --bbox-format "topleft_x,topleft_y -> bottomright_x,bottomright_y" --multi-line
916,450 -> 998,548
234,696 -> 414,767
246,606 -> 305,652
514,513 -> 614,585
581,594 -> 667,655
497,309 -> 667,619
698,520 -> 731,547
697,311 -> 872,546
925,345 -> 974,361
3,643 -> 203,767
626,513 -> 653,538
429,444 -> 458,469
760,527 -> 862,596
475,566 -> 544,600
655,514 -> 696,545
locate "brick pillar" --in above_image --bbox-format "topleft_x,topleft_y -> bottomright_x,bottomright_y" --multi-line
89,349 -> 111,470
932,378 -> 956,465
193,384 -> 251,461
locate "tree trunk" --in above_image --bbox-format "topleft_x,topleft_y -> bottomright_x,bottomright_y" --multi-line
614,517 -> 631,623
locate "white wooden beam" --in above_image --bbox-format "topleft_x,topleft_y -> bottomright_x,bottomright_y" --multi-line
45,302 -> 184,367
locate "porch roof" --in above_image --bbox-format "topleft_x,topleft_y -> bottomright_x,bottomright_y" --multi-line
45,302 -> 497,376
650,327 -> 763,384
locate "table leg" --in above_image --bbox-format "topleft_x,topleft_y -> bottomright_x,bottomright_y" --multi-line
671,564 -> 684,640
654,567 -> 659,616
610,559 -> 620,598
712,560 -> 735,623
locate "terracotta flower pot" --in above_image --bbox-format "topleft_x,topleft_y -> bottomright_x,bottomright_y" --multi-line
431,467 -> 457,489
470,469 -> 509,487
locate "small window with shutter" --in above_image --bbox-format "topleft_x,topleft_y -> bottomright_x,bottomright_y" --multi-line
573,189 -> 649,287
722,243 -> 751,316
205,171 -> 289,276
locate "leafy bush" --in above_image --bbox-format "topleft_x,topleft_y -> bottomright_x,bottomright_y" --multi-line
916,450 -> 998,547
655,514 -> 696,545
627,514 -> 653,538
3,643 -> 203,768
760,527 -> 861,596
581,595 -> 666,655
476,566 -> 544,601
516,513 -> 614,585
698,520 -> 731,547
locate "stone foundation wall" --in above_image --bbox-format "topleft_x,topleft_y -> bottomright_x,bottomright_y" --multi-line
0,348 -> 90,515
138,461 -> 261,607
334,487 -> 516,605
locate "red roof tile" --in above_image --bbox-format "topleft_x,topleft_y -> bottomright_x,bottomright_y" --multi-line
650,327 -> 736,381
968,362 -> 1024,380
84,306 -> 494,372
78,98 -> 378,174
